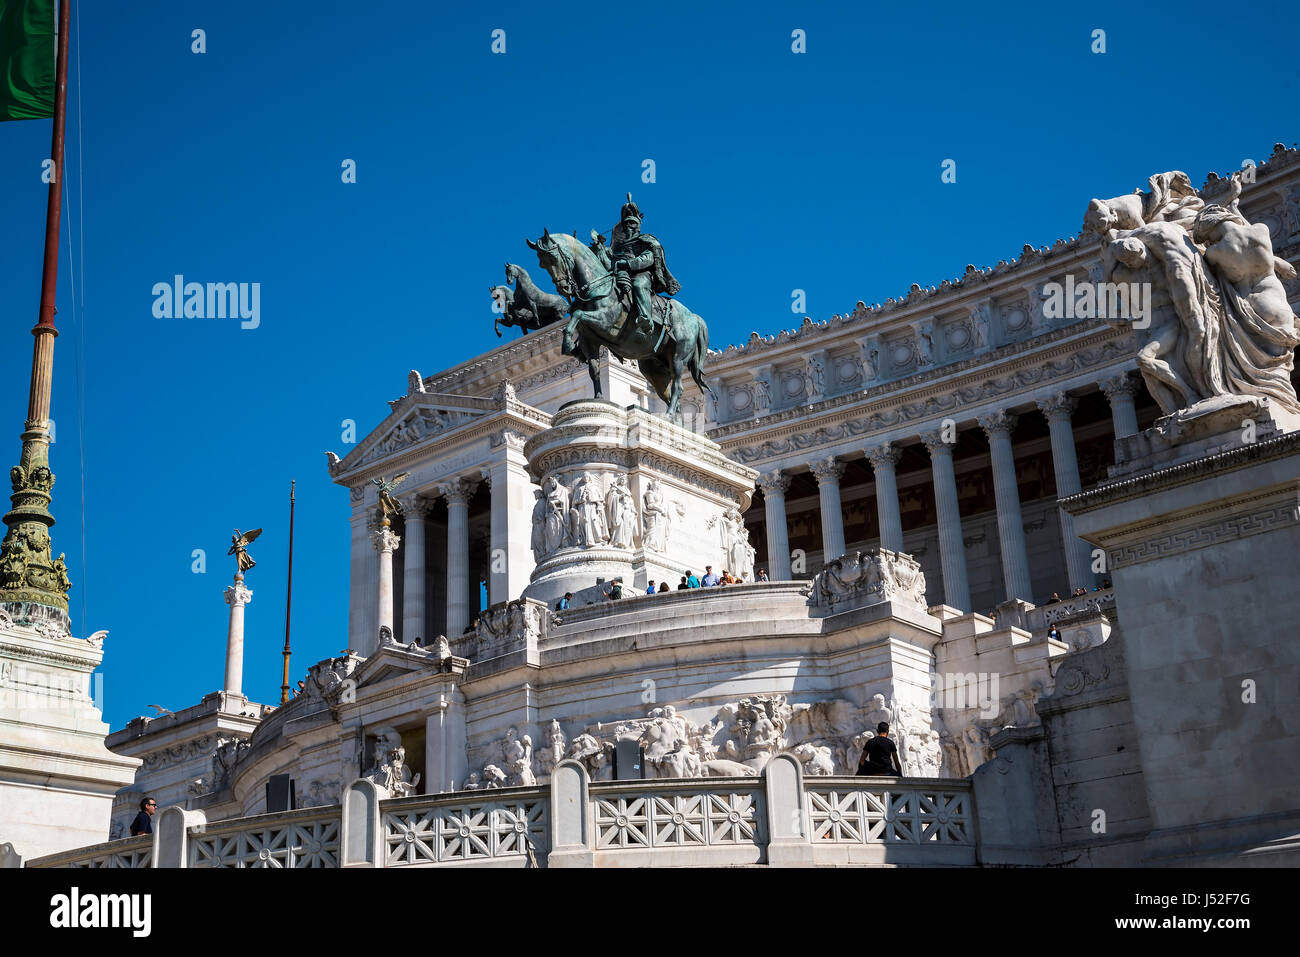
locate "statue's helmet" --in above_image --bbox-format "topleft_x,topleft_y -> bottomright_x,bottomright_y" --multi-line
620,193 -> 643,227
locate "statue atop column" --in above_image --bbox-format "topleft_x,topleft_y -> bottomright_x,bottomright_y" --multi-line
228,528 -> 261,576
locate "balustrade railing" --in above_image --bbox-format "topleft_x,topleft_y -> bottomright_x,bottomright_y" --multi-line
24,761 -> 978,868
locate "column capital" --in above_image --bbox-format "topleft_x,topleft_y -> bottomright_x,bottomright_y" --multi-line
370,526 -> 401,554
1036,391 -> 1078,423
920,430 -> 956,457
398,495 -> 432,518
865,442 -> 902,470
757,470 -> 791,495
1101,371 -> 1140,399
438,477 -> 479,505
978,410 -> 1018,437
224,581 -> 253,607
809,456 -> 845,484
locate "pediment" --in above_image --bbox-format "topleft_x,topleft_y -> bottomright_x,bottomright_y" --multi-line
350,639 -> 465,690
333,392 -> 499,476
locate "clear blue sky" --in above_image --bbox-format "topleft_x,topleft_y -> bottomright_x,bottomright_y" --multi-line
1,0 -> 1296,729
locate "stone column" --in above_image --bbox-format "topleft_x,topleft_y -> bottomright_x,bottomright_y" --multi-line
1102,372 -> 1141,439
424,688 -> 469,793
865,443 -> 904,552
223,577 -> 252,694
921,431 -> 971,611
758,470 -> 792,579
979,410 -> 1033,602
371,521 -> 400,652
441,477 -> 477,638
483,433 -> 535,605
1038,393 -> 1094,591
399,498 -> 429,644
810,456 -> 846,562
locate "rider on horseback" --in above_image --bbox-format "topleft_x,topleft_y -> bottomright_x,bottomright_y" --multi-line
610,193 -> 680,339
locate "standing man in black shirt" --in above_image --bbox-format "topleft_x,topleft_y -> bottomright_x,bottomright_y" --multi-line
856,723 -> 903,777
129,797 -> 158,836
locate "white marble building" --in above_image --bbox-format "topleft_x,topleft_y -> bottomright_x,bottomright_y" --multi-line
33,144 -> 1299,868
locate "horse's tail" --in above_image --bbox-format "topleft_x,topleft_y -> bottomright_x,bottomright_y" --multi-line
688,312 -> 713,400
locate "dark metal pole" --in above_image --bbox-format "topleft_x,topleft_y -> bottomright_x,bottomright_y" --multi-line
280,479 -> 295,704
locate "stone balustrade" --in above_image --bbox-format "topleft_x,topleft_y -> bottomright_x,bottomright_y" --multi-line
1025,588 -> 1116,630
24,755 -> 976,868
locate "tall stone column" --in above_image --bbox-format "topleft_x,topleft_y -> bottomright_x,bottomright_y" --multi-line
399,497 -> 428,643
223,577 -> 252,695
1038,393 -> 1094,591
441,478 -> 477,638
484,432 -> 535,605
979,410 -> 1033,602
1102,372 -> 1141,439
424,688 -> 468,793
371,521 -> 400,652
865,443 -> 904,552
758,470 -> 792,579
810,456 -> 846,562
921,431 -> 971,611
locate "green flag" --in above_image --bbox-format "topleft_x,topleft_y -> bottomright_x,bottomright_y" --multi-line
0,0 -> 55,121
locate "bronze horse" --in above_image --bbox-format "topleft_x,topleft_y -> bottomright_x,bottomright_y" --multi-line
527,229 -> 712,417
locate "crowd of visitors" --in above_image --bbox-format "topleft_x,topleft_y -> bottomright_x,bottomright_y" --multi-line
1043,580 -> 1112,604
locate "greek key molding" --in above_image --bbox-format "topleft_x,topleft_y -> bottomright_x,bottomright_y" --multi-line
1107,499 -> 1300,569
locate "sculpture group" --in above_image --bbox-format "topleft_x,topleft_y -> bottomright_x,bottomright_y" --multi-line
531,473 -> 676,560
495,194 -> 714,417
1084,169 -> 1300,424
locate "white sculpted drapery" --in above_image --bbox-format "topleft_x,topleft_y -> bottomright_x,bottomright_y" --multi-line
1085,170 -> 1300,421
605,474 -> 638,549
642,479 -> 670,552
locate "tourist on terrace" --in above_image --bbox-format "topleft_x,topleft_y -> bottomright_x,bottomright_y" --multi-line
702,566 -> 719,586
130,797 -> 158,837
678,576 -> 688,590
1048,625 -> 1062,643
856,723 -> 902,777
646,583 -> 657,595
603,579 -> 624,601
720,570 -> 737,584
658,581 -> 670,593
1047,592 -> 1061,604
685,570 -> 701,588
558,592 -> 573,610
756,568 -> 769,582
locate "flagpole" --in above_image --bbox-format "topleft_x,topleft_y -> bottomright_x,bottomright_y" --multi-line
0,0 -> 73,622
279,480 -> 296,704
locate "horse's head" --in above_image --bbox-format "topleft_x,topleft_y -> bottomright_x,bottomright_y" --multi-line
526,228 -> 573,297
504,262 -> 520,285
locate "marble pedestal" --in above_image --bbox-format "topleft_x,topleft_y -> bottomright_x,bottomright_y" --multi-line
0,611 -> 141,859
522,401 -> 758,607
1063,416 -> 1300,865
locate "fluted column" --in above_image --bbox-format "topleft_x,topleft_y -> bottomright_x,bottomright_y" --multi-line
865,443 -> 904,552
483,432 -> 535,605
223,578 -> 252,694
371,522 -> 401,651
921,431 -> 970,611
758,470 -> 792,579
399,497 -> 429,643
1038,392 -> 1094,591
979,410 -> 1032,602
1101,372 -> 1140,438
810,456 -> 846,562
441,478 -> 477,638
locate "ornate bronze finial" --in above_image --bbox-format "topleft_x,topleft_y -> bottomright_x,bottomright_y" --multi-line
228,528 -> 262,576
